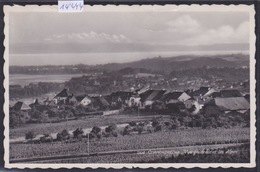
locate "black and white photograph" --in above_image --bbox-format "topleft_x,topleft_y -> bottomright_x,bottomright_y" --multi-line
3,5 -> 256,168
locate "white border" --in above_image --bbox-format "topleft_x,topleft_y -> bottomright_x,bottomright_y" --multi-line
3,4 -> 256,169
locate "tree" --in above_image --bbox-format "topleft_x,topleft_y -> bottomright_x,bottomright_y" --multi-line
73,128 -> 84,139
90,126 -> 102,139
25,131 -> 35,140
10,109 -> 29,128
123,125 -> 132,136
56,129 -> 71,141
151,117 -> 160,127
105,124 -> 118,137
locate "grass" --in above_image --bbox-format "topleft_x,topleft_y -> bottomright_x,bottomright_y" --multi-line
10,127 -> 249,160
10,114 -> 169,139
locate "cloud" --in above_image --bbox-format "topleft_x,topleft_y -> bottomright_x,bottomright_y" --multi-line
44,32 -> 131,43
181,21 -> 249,45
166,15 -> 200,33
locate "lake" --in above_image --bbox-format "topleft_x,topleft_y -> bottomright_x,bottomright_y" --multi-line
9,74 -> 86,86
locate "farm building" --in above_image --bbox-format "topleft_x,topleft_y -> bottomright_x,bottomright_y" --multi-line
13,101 -> 31,111
140,90 -> 166,107
203,97 -> 250,115
161,91 -> 191,104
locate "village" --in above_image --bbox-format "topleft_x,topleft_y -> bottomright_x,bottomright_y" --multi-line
10,82 -> 250,126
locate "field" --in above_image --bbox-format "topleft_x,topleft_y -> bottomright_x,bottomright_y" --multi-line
38,143 -> 250,163
10,114 -> 168,139
10,127 -> 249,161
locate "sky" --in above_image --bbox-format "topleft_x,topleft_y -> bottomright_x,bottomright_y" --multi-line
9,10 -> 250,65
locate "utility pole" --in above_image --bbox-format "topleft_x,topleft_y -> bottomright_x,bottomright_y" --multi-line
87,132 -> 90,155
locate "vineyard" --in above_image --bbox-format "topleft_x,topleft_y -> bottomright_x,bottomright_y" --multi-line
10,127 -> 249,161
37,143 -> 249,163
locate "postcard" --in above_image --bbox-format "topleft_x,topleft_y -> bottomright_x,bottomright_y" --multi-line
3,4 -> 256,168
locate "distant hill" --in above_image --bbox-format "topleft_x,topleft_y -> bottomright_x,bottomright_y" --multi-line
99,54 -> 249,74
10,54 -> 249,75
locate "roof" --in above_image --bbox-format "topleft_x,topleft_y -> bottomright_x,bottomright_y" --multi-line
91,97 -> 110,107
207,97 -> 250,111
192,87 -> 211,97
211,92 -> 221,98
29,99 -> 40,107
99,97 -> 110,106
13,101 -> 31,111
76,95 -> 87,102
161,91 -> 183,101
140,90 -> 166,102
55,88 -> 73,98
219,90 -> 242,98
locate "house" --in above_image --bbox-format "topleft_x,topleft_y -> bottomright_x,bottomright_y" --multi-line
161,91 -> 191,104
53,88 -> 72,104
184,97 -> 200,115
128,94 -> 141,107
140,90 -> 166,107
65,95 -> 78,105
203,97 -> 250,115
76,96 -> 92,106
13,101 -> 31,111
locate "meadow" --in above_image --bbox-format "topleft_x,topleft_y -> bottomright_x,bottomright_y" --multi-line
10,127 -> 249,160
10,114 -> 168,139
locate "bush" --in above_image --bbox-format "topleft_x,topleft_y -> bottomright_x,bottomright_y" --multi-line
137,125 -> 144,134
10,110 -> 30,128
73,128 -> 84,139
154,125 -> 162,132
123,125 -> 131,136
105,124 -> 117,133
129,121 -> 137,127
90,126 -> 102,139
56,129 -> 71,141
202,122 -> 211,129
112,131 -> 118,137
40,134 -> 53,143
105,124 -> 118,137
152,118 -> 160,127
25,131 -> 35,140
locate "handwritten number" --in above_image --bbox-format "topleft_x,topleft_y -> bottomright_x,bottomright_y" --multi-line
59,2 -> 84,11
60,4 -> 65,10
